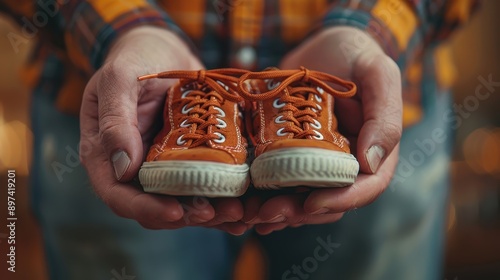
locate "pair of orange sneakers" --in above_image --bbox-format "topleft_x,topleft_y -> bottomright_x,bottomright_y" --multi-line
137,67 -> 359,197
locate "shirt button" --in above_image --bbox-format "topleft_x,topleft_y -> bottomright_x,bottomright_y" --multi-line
236,46 -> 256,68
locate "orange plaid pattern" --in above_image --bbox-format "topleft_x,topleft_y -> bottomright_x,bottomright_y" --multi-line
0,0 -> 479,127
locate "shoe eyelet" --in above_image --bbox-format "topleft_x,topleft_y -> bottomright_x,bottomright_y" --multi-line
314,94 -> 322,102
266,79 -> 281,90
214,107 -> 226,117
276,127 -> 289,136
213,132 -> 226,143
180,119 -> 190,128
275,115 -> 286,124
316,104 -> 322,111
273,99 -> 286,109
217,80 -> 230,91
180,83 -> 194,91
312,130 -> 324,140
181,90 -> 193,99
176,135 -> 186,145
216,118 -> 227,128
181,105 -> 193,114
310,119 -> 322,129
316,87 -> 324,94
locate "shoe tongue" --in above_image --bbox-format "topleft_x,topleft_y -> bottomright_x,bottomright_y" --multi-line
242,67 -> 281,94
263,66 -> 280,71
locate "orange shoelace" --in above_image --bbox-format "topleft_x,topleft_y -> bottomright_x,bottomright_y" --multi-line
138,69 -> 248,147
237,67 -> 357,139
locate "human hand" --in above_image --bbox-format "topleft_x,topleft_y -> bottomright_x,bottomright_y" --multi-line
79,26 -> 248,234
244,26 -> 402,234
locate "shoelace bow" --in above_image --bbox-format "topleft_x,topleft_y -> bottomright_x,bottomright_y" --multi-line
237,67 -> 356,138
138,69 -> 248,147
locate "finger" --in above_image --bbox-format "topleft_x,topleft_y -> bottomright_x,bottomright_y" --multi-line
291,223 -> 303,228
249,194 -> 309,224
81,75 -> 187,228
178,198 -> 243,227
81,75 -> 133,218
80,121 -> 184,224
254,213 -> 344,235
212,198 -> 244,222
178,196 -> 216,224
292,213 -> 344,225
79,74 -> 101,155
255,223 -> 288,235
215,222 -> 251,236
353,52 -> 402,174
95,64 -> 144,182
130,194 -> 184,229
304,145 -> 399,214
247,195 -> 303,224
242,195 -> 265,223
212,222 -> 251,236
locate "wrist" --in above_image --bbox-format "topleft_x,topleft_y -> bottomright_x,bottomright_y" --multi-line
281,26 -> 389,76
106,26 -> 200,70
316,26 -> 385,55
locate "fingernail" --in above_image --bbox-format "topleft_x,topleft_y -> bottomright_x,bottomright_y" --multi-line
310,208 -> 330,215
366,145 -> 385,173
111,150 -> 131,180
230,231 -> 246,236
264,215 -> 286,223
190,216 -> 211,223
246,216 -> 261,224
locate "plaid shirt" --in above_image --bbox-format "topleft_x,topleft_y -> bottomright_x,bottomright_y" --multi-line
1,0 -> 478,127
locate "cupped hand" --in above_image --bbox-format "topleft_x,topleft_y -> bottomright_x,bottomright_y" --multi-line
245,26 -> 403,234
79,26 -> 247,234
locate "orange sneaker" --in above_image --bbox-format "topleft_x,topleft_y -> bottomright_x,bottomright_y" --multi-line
137,69 -> 250,197
238,67 -> 359,189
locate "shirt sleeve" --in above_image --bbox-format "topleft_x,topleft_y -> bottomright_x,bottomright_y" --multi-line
320,0 -> 480,67
0,0 -> 191,73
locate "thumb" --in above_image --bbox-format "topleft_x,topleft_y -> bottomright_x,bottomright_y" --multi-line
353,52 -> 402,174
94,64 -> 144,181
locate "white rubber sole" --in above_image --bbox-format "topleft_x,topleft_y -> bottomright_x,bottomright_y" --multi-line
139,161 -> 250,197
251,148 -> 359,189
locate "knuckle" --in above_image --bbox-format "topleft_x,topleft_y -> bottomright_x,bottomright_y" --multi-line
381,55 -> 401,79
99,120 -> 122,144
382,122 -> 403,142
100,61 -> 127,83
382,57 -> 402,93
99,63 -> 120,91
382,120 -> 403,145
98,112 -> 134,146
98,61 -> 137,97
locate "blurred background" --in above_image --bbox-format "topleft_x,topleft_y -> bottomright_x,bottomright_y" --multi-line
0,1 -> 499,279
